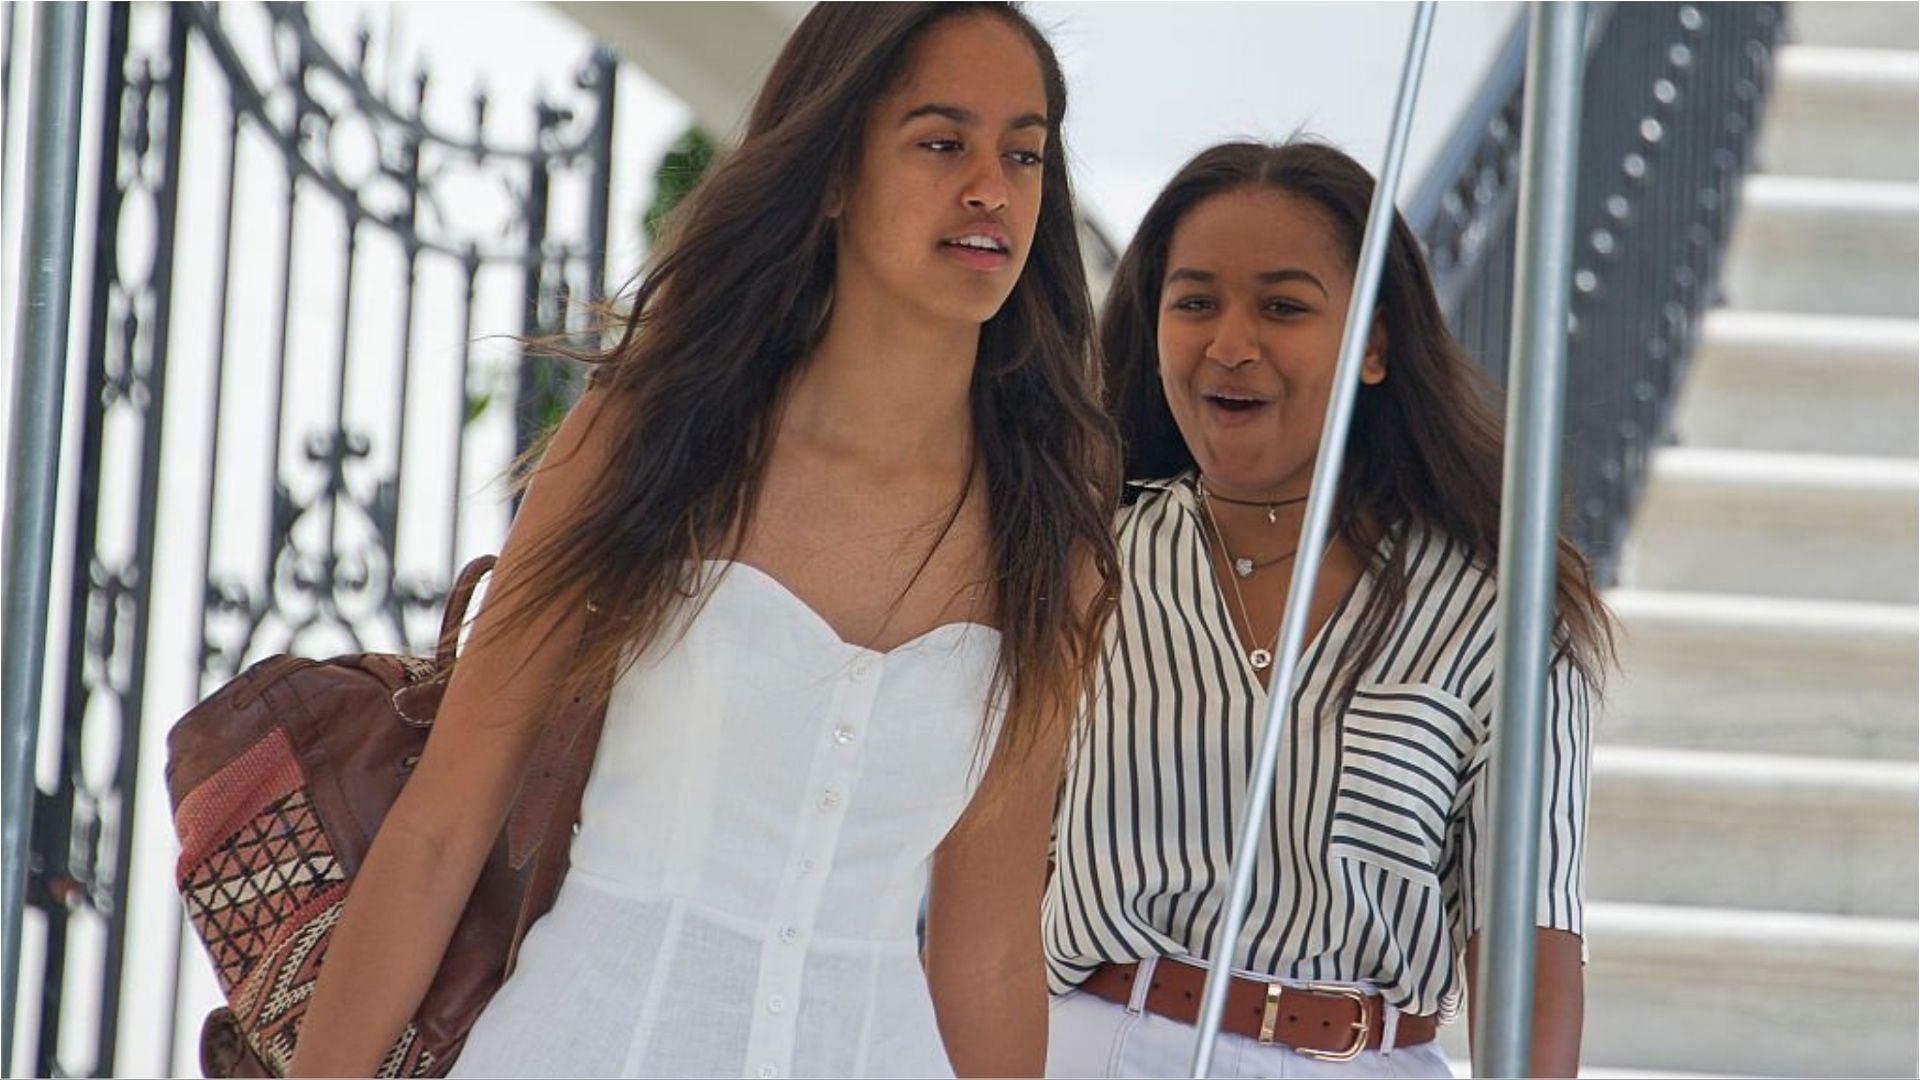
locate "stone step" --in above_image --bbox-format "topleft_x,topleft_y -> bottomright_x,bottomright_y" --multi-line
1759,46 -> 1919,181
1441,1046 -> 1748,1077
1587,747 -> 1919,918
1789,1 -> 1919,50
1441,1048 -> 1745,1078
1672,310 -> 1918,458
1617,447 -> 1919,604
1578,903 -> 1918,1077
1720,176 -> 1918,319
1601,589 -> 1918,761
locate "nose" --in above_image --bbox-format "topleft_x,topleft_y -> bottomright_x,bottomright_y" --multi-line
962,153 -> 1011,214
1203,306 -> 1260,369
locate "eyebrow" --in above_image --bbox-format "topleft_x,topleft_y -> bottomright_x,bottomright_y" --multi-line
899,102 -> 1049,131
1164,266 -> 1329,298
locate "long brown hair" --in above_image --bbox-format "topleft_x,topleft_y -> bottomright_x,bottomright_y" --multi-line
1102,140 -> 1611,688
487,3 -> 1121,764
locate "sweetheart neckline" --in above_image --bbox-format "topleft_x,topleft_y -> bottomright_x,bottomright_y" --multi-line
704,560 -> 1002,660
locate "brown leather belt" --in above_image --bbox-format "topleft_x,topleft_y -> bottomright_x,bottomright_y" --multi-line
1078,961 -> 1438,1062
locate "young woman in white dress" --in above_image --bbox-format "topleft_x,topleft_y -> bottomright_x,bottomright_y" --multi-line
289,5 -> 1119,1077
1042,141 -> 1613,1078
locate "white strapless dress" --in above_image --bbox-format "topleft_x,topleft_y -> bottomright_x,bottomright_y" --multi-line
450,562 -> 1002,1079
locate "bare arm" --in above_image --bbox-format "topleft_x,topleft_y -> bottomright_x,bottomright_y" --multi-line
923,716 -> 1069,1078
288,388 -> 618,1077
1464,928 -> 1585,1078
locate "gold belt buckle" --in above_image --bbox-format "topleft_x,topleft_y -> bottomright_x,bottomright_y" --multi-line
1293,983 -> 1371,1062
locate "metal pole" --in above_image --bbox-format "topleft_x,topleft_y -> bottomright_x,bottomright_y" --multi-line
1186,4 -> 1434,1074
1473,4 -> 1585,1078
4,4 -> 87,1074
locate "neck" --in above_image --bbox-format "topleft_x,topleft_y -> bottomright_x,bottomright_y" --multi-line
781,284 -> 979,472
1198,473 -> 1307,558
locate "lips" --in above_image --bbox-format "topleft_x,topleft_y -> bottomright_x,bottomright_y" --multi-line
941,234 -> 1009,254
1201,388 -> 1273,428
939,228 -> 1013,272
940,223 -> 1011,253
1203,390 -> 1271,412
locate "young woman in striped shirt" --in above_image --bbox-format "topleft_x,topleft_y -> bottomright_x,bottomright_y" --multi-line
1042,141 -> 1613,1078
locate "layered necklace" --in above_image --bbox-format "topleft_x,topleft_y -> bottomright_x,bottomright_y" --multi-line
1197,479 -> 1305,672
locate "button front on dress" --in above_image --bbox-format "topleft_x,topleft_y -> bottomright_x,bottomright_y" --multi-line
449,563 -> 997,1079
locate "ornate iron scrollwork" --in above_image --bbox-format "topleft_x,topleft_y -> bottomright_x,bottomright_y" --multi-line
24,4 -> 616,1075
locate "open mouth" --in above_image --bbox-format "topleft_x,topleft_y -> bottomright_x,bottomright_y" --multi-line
940,234 -> 1010,255
1205,392 -> 1269,413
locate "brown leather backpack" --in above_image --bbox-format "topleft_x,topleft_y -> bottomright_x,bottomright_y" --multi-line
165,556 -> 607,1077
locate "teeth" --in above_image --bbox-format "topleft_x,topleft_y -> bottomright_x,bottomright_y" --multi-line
948,235 -> 1004,251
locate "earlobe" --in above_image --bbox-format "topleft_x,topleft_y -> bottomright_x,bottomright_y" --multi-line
1362,321 -> 1389,385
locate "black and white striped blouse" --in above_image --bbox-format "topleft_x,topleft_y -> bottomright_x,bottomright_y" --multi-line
1042,472 -> 1593,1018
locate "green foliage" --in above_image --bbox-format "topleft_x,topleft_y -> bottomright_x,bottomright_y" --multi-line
521,354 -> 579,445
487,127 -> 717,455
644,125 -> 717,246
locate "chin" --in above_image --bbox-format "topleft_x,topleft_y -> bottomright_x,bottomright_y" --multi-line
928,291 -> 1016,328
1196,453 -> 1290,493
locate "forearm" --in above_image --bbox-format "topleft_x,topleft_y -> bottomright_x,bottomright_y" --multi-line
1464,928 -> 1585,1078
286,821 -> 488,1077
927,947 -> 1049,1078
1525,937 -> 1583,1078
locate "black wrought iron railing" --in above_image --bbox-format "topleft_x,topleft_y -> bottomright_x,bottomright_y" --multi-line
3,4 -> 616,1074
1409,2 -> 1786,584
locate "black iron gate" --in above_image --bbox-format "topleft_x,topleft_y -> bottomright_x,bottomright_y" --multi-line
9,3 -> 615,1074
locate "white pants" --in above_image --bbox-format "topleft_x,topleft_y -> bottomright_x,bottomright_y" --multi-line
1045,961 -> 1453,1079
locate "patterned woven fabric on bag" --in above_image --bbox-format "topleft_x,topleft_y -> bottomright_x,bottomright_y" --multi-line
174,727 -> 435,1077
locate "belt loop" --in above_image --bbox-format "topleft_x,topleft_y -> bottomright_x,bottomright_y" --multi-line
1379,998 -> 1400,1055
1127,957 -> 1157,1016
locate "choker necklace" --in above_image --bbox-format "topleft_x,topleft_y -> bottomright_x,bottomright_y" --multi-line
1197,480 -> 1308,525
1198,483 -> 1299,578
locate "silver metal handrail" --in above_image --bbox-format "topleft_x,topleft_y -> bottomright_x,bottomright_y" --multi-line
1476,5 -> 1587,1077
4,5 -> 88,1074
1187,4 -> 1593,1074
1185,4 -> 1436,1074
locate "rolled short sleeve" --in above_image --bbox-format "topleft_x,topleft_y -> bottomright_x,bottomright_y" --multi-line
1445,648 -> 1594,960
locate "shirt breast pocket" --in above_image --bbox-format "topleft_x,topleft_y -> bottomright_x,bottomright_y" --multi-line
1328,682 -> 1479,883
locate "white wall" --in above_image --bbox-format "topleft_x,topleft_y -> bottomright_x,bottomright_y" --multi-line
1027,2 -> 1522,243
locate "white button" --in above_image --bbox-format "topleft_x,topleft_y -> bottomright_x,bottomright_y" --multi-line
832,724 -> 856,745
849,659 -> 871,681
779,925 -> 800,943
757,1068 -> 777,1079
818,790 -> 841,810
798,858 -> 816,875
767,994 -> 787,1014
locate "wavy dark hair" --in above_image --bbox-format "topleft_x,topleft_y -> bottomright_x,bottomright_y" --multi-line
486,3 -> 1121,767
1102,140 -> 1611,688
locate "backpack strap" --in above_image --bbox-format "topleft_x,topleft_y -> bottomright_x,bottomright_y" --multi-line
502,602 -> 610,974
435,556 -> 498,669
503,654 -> 603,870
425,555 -> 610,977
428,555 -> 600,873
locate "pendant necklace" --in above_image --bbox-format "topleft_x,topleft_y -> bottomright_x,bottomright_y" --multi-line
1198,482 -> 1297,672
1199,482 -> 1309,526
